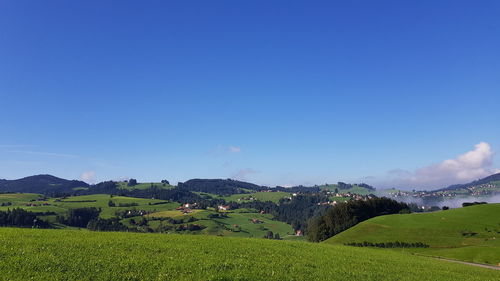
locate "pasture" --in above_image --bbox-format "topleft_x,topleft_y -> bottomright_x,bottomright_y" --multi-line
220,191 -> 292,203
0,227 -> 497,280
325,203 -> 500,265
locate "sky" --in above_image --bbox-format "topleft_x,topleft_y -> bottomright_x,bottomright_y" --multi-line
1,1 -> 499,189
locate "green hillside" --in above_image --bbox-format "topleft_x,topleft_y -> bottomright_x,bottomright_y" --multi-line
0,193 -> 296,239
0,228 -> 498,280
325,203 -> 500,265
218,191 -> 292,203
320,184 -> 374,195
116,181 -> 175,190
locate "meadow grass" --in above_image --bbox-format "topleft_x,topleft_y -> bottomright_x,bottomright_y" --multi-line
325,203 -> 500,265
211,212 -> 295,238
116,182 -> 174,190
320,184 -> 373,195
0,227 -> 497,280
219,192 -> 291,203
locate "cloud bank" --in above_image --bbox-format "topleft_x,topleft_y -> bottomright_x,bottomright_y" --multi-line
377,142 -> 498,190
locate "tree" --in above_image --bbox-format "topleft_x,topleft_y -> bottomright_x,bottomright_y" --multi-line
128,179 -> 138,186
108,200 -> 115,207
274,233 -> 281,240
307,197 -> 409,242
161,180 -> 170,185
265,231 -> 274,239
442,206 -> 449,210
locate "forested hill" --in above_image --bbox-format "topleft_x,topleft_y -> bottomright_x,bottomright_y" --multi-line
0,175 -> 88,194
437,172 -> 500,191
177,178 -> 264,196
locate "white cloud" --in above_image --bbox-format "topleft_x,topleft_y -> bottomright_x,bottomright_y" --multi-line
377,142 -> 498,190
81,171 -> 96,184
207,145 -> 242,156
228,146 -> 241,153
231,168 -> 258,181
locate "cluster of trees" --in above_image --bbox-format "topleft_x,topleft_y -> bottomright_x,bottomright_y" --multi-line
87,218 -> 128,231
0,208 -> 50,228
274,185 -> 320,193
344,241 -> 429,248
56,207 -> 101,228
207,213 -> 228,218
175,224 -> 205,231
129,217 -> 148,226
108,200 -> 138,207
115,209 -> 150,218
307,198 -> 409,242
0,202 -> 12,206
177,179 -> 262,196
336,182 -> 375,191
237,194 -> 331,232
462,202 -> 487,207
263,231 -> 281,240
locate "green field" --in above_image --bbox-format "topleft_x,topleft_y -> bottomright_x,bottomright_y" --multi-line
219,191 -> 291,203
325,203 -> 500,265
211,212 -> 295,238
0,193 -> 297,238
0,227 -> 497,280
320,184 -> 374,195
0,193 -> 42,204
116,182 -> 175,190
147,209 -> 205,218
0,193 -> 179,219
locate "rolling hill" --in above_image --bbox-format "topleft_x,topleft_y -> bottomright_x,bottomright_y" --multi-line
0,227 -> 498,280
437,172 -> 500,191
0,175 -> 88,194
325,203 -> 500,265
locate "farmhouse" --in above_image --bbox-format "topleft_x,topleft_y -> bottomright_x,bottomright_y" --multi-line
218,205 -> 231,211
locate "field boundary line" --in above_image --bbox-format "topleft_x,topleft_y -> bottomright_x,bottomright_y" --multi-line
413,253 -> 500,270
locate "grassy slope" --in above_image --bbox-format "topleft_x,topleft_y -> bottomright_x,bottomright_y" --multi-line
0,193 -> 179,220
0,228 -> 498,281
211,212 -> 295,238
116,182 -> 175,190
219,191 -> 291,203
320,184 -> 374,195
325,203 -> 500,265
0,193 -> 296,238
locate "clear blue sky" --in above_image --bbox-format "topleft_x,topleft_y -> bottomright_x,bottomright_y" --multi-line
1,1 -> 499,189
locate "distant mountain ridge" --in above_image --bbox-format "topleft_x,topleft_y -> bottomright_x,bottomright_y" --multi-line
437,172 -> 500,191
0,174 -> 88,194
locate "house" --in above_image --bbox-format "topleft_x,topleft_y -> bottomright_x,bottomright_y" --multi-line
295,230 -> 303,236
218,205 -> 230,211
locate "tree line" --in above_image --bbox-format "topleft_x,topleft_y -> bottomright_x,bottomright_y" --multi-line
0,208 -> 50,228
344,241 -> 429,248
307,197 -> 409,242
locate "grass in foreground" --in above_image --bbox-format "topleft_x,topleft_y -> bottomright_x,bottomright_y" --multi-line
0,228 -> 498,280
